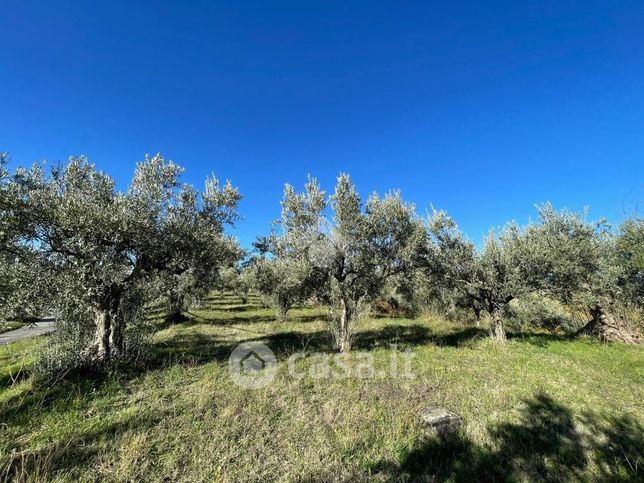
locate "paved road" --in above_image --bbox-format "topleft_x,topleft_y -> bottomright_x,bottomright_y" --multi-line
0,318 -> 56,345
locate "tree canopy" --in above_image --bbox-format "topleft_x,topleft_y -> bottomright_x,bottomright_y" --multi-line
1,154 -> 240,365
277,174 -> 427,351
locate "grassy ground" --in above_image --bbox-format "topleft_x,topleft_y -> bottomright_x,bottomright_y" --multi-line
0,293 -> 642,482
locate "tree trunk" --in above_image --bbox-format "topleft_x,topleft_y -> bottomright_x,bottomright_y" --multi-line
579,304 -> 640,344
92,307 -> 111,362
110,312 -> 124,357
165,290 -> 185,324
337,298 -> 352,352
87,286 -> 124,364
473,307 -> 482,328
490,306 -> 506,342
276,295 -> 290,322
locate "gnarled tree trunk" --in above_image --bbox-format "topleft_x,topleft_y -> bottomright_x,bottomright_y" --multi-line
579,304 -> 640,344
87,285 -> 124,364
490,306 -> 506,342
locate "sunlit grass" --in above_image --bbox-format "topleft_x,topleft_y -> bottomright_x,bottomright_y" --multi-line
0,294 -> 642,481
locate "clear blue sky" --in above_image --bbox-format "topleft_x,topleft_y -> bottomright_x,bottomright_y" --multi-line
2,1 -> 643,248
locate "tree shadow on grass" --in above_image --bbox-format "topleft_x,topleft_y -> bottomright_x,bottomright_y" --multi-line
0,369 -> 120,429
580,413 -> 644,482
151,322 -> 486,370
187,311 -> 272,325
205,294 -> 263,307
388,432 -> 501,482
184,311 -> 322,327
0,373 -> 27,390
352,325 -> 432,350
150,329 -> 333,367
487,393 -> 587,480
0,364 -> 32,388
211,304 -> 259,313
152,311 -> 276,331
144,306 -> 167,318
373,392 -> 642,482
353,325 -> 486,350
288,311 -> 328,324
150,331 -> 238,366
507,331 -> 577,348
257,330 -> 333,357
0,410 -> 162,481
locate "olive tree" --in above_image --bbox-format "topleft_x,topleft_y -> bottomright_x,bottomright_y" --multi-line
425,210 -> 528,341
249,178 -> 327,321
515,204 -> 640,343
474,230 -> 530,341
218,263 -> 253,304
0,154 -> 21,319
616,217 -> 644,309
1,154 -> 240,365
246,256 -> 311,319
282,174 -> 426,352
164,240 -> 243,324
1,155 -> 72,323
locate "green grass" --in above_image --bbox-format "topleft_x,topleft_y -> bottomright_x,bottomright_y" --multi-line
1,293 -> 642,482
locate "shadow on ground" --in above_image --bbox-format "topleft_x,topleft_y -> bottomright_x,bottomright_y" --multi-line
1,408 -> 162,480
184,310 -> 323,327
151,329 -> 333,367
2,296 -> 641,482
152,319 -> 579,370
506,330 -> 577,348
370,393 -> 643,482
151,322 -> 486,369
353,325 -> 486,350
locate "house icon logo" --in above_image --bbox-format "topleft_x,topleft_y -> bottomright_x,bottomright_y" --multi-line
229,341 -> 277,389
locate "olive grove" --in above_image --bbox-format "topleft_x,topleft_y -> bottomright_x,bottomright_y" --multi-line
0,154 -> 240,367
217,264 -> 254,304
1,150 -> 642,376
425,205 -> 642,343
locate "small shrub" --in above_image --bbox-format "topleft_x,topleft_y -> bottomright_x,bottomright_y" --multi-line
505,295 -> 579,333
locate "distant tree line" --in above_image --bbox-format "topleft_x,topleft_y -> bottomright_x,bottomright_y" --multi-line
1,153 -> 641,371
